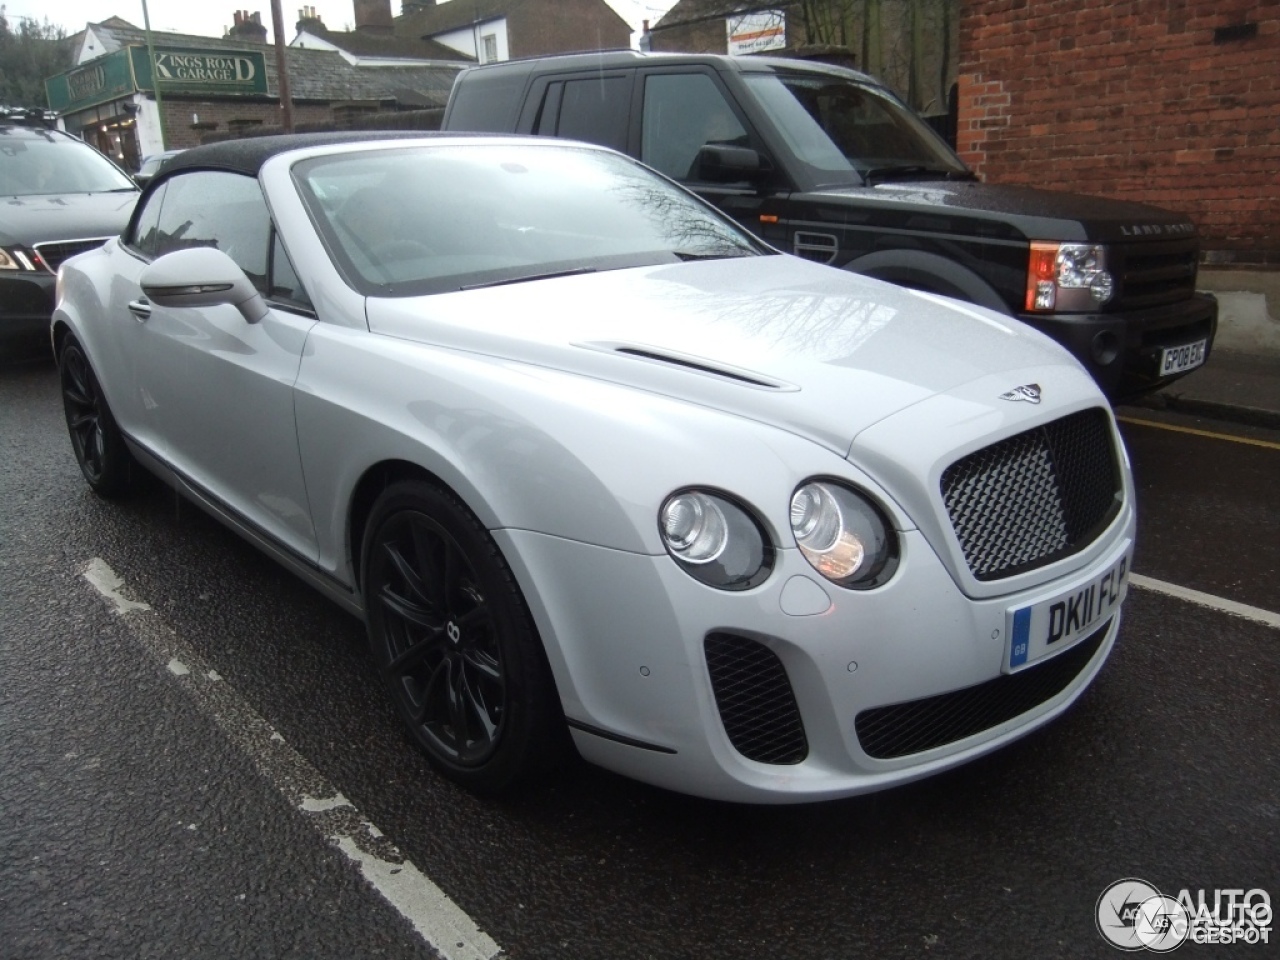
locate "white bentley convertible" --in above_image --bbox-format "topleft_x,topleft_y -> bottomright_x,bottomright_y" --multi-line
53,133 -> 1134,802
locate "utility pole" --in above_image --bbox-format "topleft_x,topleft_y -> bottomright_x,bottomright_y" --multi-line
139,0 -> 169,147
270,0 -> 295,133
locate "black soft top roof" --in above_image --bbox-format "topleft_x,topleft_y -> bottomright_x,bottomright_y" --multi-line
161,130 -> 454,179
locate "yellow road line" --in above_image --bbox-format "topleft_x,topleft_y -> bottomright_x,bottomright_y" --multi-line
1116,415 -> 1280,451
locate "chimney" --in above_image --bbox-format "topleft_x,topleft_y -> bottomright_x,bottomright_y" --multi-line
296,4 -> 325,33
353,0 -> 394,34
227,9 -> 269,42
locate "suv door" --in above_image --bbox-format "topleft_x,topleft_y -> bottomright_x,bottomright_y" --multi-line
631,68 -> 791,250
520,69 -> 635,152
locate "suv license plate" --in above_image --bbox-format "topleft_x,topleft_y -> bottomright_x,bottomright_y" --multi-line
1006,544 -> 1131,671
1160,339 -> 1207,376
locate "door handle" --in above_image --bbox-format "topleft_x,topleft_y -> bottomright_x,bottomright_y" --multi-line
127,298 -> 151,321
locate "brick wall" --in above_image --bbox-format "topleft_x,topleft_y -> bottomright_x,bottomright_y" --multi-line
160,98 -> 335,149
959,0 -> 1280,265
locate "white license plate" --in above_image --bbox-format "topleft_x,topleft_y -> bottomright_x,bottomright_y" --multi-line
1159,339 -> 1207,376
1006,544 -> 1132,671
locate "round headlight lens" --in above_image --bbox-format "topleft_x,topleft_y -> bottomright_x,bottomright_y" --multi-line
790,481 -> 897,588
661,492 -> 727,564
659,490 -> 772,590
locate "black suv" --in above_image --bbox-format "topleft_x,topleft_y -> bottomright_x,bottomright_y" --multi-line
443,52 -> 1218,400
0,114 -> 139,353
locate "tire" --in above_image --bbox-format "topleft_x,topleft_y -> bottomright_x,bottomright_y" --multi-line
361,479 -> 561,795
59,339 -> 135,498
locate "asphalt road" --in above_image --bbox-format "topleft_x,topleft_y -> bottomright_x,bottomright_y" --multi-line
2,354 -> 1276,959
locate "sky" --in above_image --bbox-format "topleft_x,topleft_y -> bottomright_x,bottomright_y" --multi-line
0,0 -> 677,44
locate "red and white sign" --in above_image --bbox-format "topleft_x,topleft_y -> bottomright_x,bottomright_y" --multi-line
727,11 -> 786,56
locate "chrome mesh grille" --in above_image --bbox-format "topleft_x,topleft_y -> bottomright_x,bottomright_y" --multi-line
941,409 -> 1120,581
704,633 -> 807,765
32,236 -> 112,273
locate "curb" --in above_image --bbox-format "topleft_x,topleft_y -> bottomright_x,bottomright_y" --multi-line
1130,392 -> 1280,431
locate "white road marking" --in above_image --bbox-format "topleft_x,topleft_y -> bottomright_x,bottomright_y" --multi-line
82,557 -> 503,960
1130,574 -> 1280,629
301,793 -> 355,812
84,557 -> 151,614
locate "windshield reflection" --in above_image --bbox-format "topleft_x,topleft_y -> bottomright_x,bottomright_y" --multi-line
294,144 -> 764,296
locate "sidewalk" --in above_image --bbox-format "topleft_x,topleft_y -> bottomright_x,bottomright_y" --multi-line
1129,348 -> 1280,429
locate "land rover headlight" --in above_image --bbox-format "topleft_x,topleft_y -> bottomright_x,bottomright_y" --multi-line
0,247 -> 34,270
1026,242 -> 1115,312
790,481 -> 898,589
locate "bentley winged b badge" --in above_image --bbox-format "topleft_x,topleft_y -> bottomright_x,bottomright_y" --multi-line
999,383 -> 1042,404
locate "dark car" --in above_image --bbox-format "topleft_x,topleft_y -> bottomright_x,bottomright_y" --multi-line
133,148 -> 184,187
0,117 -> 139,353
443,52 -> 1217,400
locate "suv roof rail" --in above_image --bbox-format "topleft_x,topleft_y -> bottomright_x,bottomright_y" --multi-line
0,106 -> 57,127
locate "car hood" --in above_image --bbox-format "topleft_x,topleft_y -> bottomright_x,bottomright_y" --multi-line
809,180 -> 1197,245
0,190 -> 139,245
364,255 -> 1090,455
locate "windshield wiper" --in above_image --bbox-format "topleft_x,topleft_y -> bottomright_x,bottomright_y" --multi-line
461,266 -> 597,290
862,165 -> 975,185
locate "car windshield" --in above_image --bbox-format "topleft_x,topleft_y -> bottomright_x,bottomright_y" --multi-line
0,130 -> 137,197
744,73 -> 970,188
293,142 -> 765,296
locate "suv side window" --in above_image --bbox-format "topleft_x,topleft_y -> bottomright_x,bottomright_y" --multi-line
535,76 -> 630,152
641,73 -> 749,182
152,170 -> 270,292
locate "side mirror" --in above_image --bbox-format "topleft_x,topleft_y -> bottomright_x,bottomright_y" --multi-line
693,144 -> 773,185
140,246 -> 268,323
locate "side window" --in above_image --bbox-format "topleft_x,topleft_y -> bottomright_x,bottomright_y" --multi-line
128,182 -> 168,257
269,231 -> 311,310
154,170 -> 270,293
555,76 -> 630,152
641,73 -> 749,181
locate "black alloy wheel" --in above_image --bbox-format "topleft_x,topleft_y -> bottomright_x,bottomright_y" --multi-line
59,339 -> 134,497
362,480 -> 559,795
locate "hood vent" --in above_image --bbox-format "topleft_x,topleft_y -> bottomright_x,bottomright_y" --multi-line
581,341 -> 796,391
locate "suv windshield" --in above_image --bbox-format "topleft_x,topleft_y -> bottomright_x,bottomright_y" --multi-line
744,73 -> 971,188
0,129 -> 137,197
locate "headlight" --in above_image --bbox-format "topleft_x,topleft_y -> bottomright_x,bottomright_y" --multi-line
659,490 -> 772,590
0,246 -> 38,271
1025,242 -> 1114,312
790,481 -> 897,589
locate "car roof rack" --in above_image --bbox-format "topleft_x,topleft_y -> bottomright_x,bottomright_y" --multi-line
0,106 -> 58,128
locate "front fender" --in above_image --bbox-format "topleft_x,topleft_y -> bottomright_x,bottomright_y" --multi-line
292,323 -> 910,587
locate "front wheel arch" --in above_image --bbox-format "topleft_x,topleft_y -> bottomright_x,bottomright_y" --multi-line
359,477 -> 565,794
844,250 -> 1013,315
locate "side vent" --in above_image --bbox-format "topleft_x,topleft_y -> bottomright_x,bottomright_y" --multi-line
793,231 -> 838,264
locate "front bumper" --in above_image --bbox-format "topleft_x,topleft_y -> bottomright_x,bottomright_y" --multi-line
0,272 -> 56,349
1018,292 -> 1218,401
496,502 -> 1135,804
